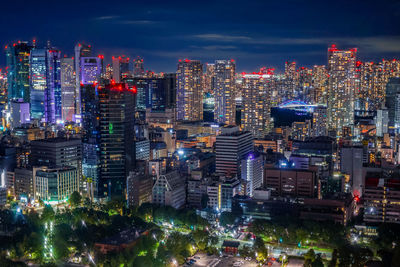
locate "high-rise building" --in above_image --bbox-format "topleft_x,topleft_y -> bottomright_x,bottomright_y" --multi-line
385,78 -> 400,129
98,83 -> 136,197
312,65 -> 328,104
176,59 -> 203,121
29,48 -> 47,120
112,55 -> 130,83
213,60 -> 236,125
340,146 -> 363,197
80,57 -> 102,85
125,75 -> 176,112
375,108 -> 389,137
313,106 -> 328,137
0,69 -> 7,108
10,100 -> 30,128
241,152 -> 263,197
6,42 -> 32,103
215,126 -> 253,179
47,49 -> 62,123
203,63 -> 215,94
241,72 -> 272,138
327,45 -> 357,134
29,47 -> 61,123
60,57 -> 76,122
133,57 -> 144,77
81,84 -> 101,199
74,43 -> 92,118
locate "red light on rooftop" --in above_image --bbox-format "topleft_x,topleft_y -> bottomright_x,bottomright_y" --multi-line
354,195 -> 360,203
112,56 -> 115,60
356,61 -> 362,67
13,43 -> 16,47
78,43 -> 81,47
178,59 -> 182,62
131,85 -> 137,93
4,45 -> 7,49
118,56 -> 121,60
184,59 -> 190,63
98,54 -> 104,59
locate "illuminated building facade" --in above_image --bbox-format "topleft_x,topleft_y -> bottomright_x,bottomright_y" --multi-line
312,65 -> 327,104
215,126 -> 253,179
241,72 -> 272,137
29,48 -> 47,120
214,60 -> 236,125
60,57 -> 75,122
80,57 -> 102,85
74,43 -> 92,117
327,45 -> 357,134
176,59 -> 203,121
241,152 -> 263,197
6,42 -> 32,103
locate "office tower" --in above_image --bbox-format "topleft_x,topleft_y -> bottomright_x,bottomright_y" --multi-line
213,60 -> 236,125
125,75 -> 176,112
47,49 -> 62,123
133,56 -> 145,77
215,126 -> 253,179
126,171 -> 152,207
312,65 -> 327,104
241,72 -> 272,138
34,166 -> 79,203
30,137 -> 82,171
297,67 -> 313,102
152,170 -> 186,209
340,146 -> 363,197
6,42 -> 32,102
375,109 -> 389,137
80,57 -> 102,85
176,59 -> 203,121
313,106 -> 328,136
29,47 -> 61,123
81,84 -> 101,198
14,167 -> 34,200
0,69 -> 7,107
241,152 -> 263,197
98,83 -> 136,197
60,57 -> 76,122
385,78 -> 400,128
10,100 -> 30,128
74,43 -> 92,117
327,45 -> 357,133
112,55 -> 130,83
29,48 -> 47,120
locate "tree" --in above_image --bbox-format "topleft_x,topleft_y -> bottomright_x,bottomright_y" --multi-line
192,230 -> 209,251
41,205 -> 55,222
254,237 -> 268,262
329,249 -> 338,267
312,254 -> 324,267
219,212 -> 236,226
392,246 -> 400,267
68,191 -> 82,208
304,249 -> 316,267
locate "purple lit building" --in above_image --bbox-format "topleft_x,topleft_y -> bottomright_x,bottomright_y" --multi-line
80,57 -> 102,85
241,152 -> 263,197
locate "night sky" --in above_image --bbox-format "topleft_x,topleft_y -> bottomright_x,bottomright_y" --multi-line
1,0 -> 400,72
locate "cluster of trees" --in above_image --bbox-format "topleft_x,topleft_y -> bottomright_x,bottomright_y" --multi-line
249,216 -> 347,247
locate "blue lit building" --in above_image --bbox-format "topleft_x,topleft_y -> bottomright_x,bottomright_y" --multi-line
29,48 -> 47,120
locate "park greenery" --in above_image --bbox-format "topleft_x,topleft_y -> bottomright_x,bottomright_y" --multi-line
0,192 -> 400,266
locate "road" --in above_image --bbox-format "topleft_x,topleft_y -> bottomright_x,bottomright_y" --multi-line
188,253 -> 258,267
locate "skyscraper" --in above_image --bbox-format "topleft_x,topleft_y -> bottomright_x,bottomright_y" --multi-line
241,152 -> 263,197
29,48 -> 47,120
313,106 -> 328,137
385,78 -> 400,129
60,57 -> 75,122
80,57 -> 102,85
214,60 -> 236,125
74,43 -> 92,118
98,82 -> 136,197
112,55 -> 130,83
46,49 -> 61,123
6,42 -> 32,103
327,45 -> 357,134
241,72 -> 272,138
176,59 -> 203,121
133,57 -> 144,77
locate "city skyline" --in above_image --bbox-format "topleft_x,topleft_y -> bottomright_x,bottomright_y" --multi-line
1,0 -> 400,72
